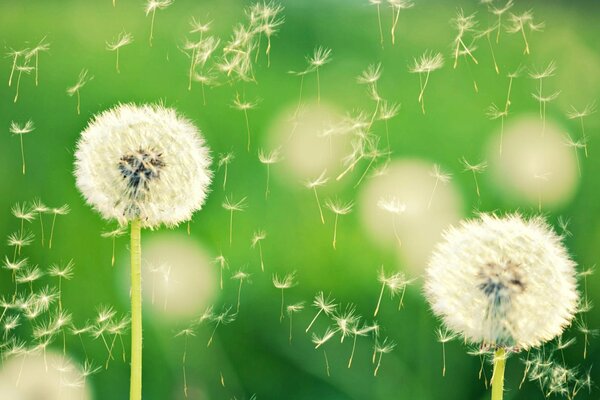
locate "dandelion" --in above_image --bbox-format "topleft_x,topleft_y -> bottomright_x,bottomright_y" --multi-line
16,265 -> 44,291
222,195 -> 247,245
232,271 -> 250,314
347,323 -> 378,368
564,133 -> 585,177
27,37 -> 50,86
566,101 -> 596,158
48,204 -> 70,249
437,328 -> 457,377
206,306 -> 236,347
75,104 -> 212,400
486,104 -> 508,155
6,47 -> 29,87
251,230 -> 267,272
409,51 -> 444,114
13,63 -> 33,103
373,266 -> 407,316
193,70 -> 219,105
452,9 -> 479,69
273,271 -> 297,321
145,0 -> 173,46
487,0 -> 513,43
428,164 -> 451,209
286,302 -> 304,343
258,148 -> 282,198
425,214 -> 579,400
304,170 -> 329,224
29,199 -> 49,247
308,46 -> 332,104
377,197 -> 405,247
252,2 -> 285,66
212,254 -> 229,290
576,319 -> 597,360
506,10 -> 544,55
461,157 -> 487,197
106,31 -> 134,73
66,69 -> 93,115
531,72 -> 560,135
333,304 -> 359,343
373,337 -> 395,376
325,199 -> 353,249
9,120 -> 35,175
48,260 -> 74,311
232,93 -> 258,152
306,292 -> 337,332
11,202 -> 35,235
3,314 -> 21,339
8,231 -> 35,258
388,0 -> 414,46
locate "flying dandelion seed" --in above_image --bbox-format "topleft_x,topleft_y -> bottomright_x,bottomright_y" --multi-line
487,104 -> 508,155
251,2 -> 285,67
333,304 -> 359,343
304,170 -> 329,224
6,47 -> 29,87
566,101 -> 595,158
460,157 -> 487,197
145,0 -> 173,46
325,199 -> 353,249
75,104 -> 212,400
377,197 -> 405,247
286,302 -> 304,343
101,226 -> 127,266
11,202 -> 35,236
27,37 -> 50,86
373,337 -> 395,376
13,63 -> 33,103
506,10 -> 544,55
369,0 -> 385,48
436,327 -> 457,377
30,199 -> 49,247
211,254 -> 229,290
308,46 -> 332,104
47,204 -> 70,249
258,147 -> 282,198
409,51 -> 444,114
66,69 -> 93,115
251,230 -> 267,272
475,25 -> 500,74
9,120 -> 35,175
106,31 -> 134,73
373,266 -> 407,316
388,0 -> 414,46
231,271 -> 250,314
273,271 -> 297,322
232,93 -> 259,152
563,133 -> 585,177
48,260 -> 74,311
425,214 -> 579,400
205,306 -> 236,347
532,88 -> 560,136
452,9 -> 479,69
222,195 -> 247,246
378,100 -> 400,155
8,231 -> 35,258
217,152 -> 235,190
428,164 -> 451,209
175,326 -> 196,398
503,65 -> 524,114
306,291 -> 337,332
487,0 -> 513,43
312,327 -> 336,376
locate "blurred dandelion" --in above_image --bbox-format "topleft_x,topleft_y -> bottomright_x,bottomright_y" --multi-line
212,253 -> 229,290
373,266 -> 408,316
48,204 -> 70,249
563,133 -> 585,177
428,164 -> 452,209
13,62 -> 33,103
325,199 -> 353,249
305,170 -> 329,224
222,195 -> 247,246
106,31 -> 133,73
6,47 -> 29,87
206,305 -> 236,347
308,46 -> 332,104
273,271 -> 297,321
66,69 -> 93,115
48,260 -> 74,311
258,147 -> 282,198
369,0 -> 384,47
409,51 -> 444,114
9,120 -> 35,175
460,157 -> 487,197
487,0 -> 513,43
452,9 -> 479,69
145,0 -> 173,46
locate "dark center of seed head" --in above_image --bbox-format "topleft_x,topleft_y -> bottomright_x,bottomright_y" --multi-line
477,259 -> 525,308
118,148 -> 165,198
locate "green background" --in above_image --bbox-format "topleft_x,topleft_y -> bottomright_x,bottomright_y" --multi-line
1,0 -> 599,399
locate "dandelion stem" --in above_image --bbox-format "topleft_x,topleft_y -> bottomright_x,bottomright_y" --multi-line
374,282 -> 385,317
442,341 -> 447,376
229,210 -> 233,246
223,163 -> 228,190
265,165 -> 270,199
348,335 -> 358,368
324,350 -> 331,376
49,213 -> 58,249
149,10 -> 156,46
332,214 -> 339,249
520,28 -> 529,55
183,336 -> 188,398
38,213 -> 45,247
295,75 -> 304,119
35,53 -> 39,86
306,309 -> 322,332
491,347 -> 506,400
279,289 -> 284,322
374,351 -> 383,376
376,4 -> 384,48
313,187 -> 325,224
116,48 -> 121,73
428,179 -> 439,209
8,55 -> 17,87
130,218 -> 143,400
76,90 -> 81,115
316,67 -> 321,104
486,34 -> 499,74
243,108 -> 251,152
19,133 -> 25,175
236,280 -> 243,313
188,47 -> 196,90
14,69 -> 23,103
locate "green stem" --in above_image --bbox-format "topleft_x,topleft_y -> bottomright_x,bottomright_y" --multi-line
491,348 -> 506,400
130,219 -> 142,400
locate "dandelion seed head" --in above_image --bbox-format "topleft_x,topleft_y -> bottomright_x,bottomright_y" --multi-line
258,147 -> 282,164
74,104 -> 212,228
409,51 -> 444,74
67,69 -> 93,96
251,230 -> 266,247
11,202 -> 35,221
308,46 -> 332,68
145,0 -> 173,15
272,271 -> 297,289
222,195 -> 247,212
106,31 -> 134,51
325,198 -> 353,215
425,213 -> 579,349
9,120 -> 35,135
377,196 -> 406,215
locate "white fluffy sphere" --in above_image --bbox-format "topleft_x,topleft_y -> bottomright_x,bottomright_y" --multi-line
425,214 -> 579,350
74,104 -> 212,228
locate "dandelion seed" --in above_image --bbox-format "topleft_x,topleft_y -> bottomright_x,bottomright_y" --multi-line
13,63 -> 33,103
286,302 -> 304,343
222,195 -> 247,246
30,199 -> 49,247
503,65 -> 524,114
48,204 -> 69,249
377,197 -> 406,247
6,47 -> 29,87
425,214 -> 579,399
232,93 -> 258,152
378,101 -> 400,154
8,231 -> 35,258
369,0 -> 385,47
312,327 -> 336,349
217,152 -> 235,190
333,304 -> 359,343
437,328 -> 457,377
251,230 -> 267,272
409,51 -> 444,114
207,305 -> 236,347
304,170 -> 329,224
193,69 -> 219,105
211,254 -> 229,290
475,24 -> 500,74
100,225 -> 126,267
251,2 -> 284,66
325,199 -> 353,249
532,89 -> 560,136
306,292 -> 337,332
106,31 -> 133,73
145,0 -> 173,46
567,101 -> 595,158
564,133 -> 585,177
486,104 -> 508,155
175,325 -> 196,398
487,0 -> 513,43
576,319 -> 598,360
231,271 -> 250,314
373,266 -> 407,316
48,260 -> 74,311
507,10 -> 544,55
354,139 -> 388,188
273,271 -> 297,322
27,37 -> 50,86
308,46 -> 332,104
452,9 -> 479,69
428,164 -> 451,209
373,337 -> 395,376
461,157 -> 487,197
258,148 -> 282,198
9,120 -> 35,175
388,0 -> 414,45
66,69 -> 93,115
11,202 -> 35,238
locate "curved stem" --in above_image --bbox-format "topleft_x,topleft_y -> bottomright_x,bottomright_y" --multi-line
491,347 -> 506,400
130,219 -> 142,400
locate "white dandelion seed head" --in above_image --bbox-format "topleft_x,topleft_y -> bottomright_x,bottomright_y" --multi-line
425,213 -> 579,350
74,103 -> 212,228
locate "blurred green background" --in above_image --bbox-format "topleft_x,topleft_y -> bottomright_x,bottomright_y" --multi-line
1,0 -> 600,399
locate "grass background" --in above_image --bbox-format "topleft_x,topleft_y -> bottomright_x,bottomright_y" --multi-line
1,0 -> 600,399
